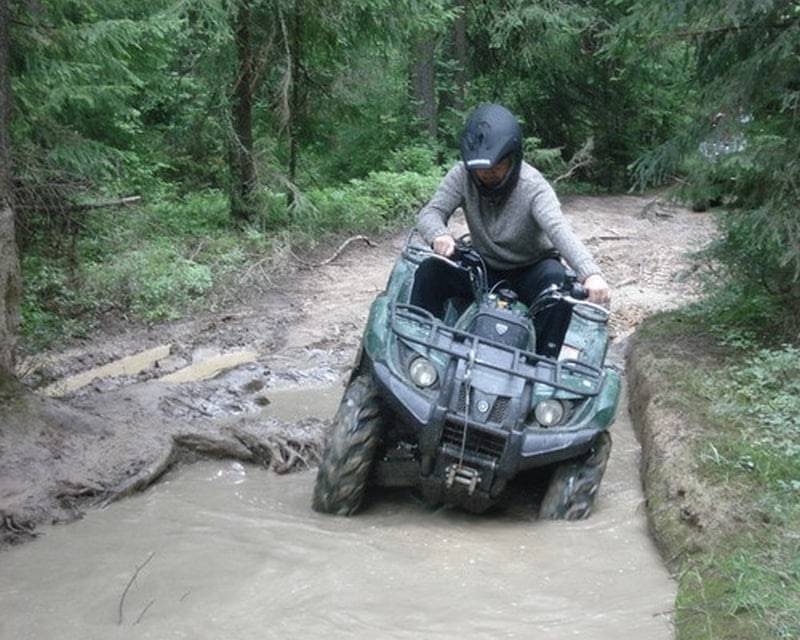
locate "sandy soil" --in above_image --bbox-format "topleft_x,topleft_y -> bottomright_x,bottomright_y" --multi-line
0,192 -> 716,548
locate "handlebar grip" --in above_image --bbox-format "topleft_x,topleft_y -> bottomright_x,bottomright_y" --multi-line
569,282 -> 589,300
453,245 -> 482,269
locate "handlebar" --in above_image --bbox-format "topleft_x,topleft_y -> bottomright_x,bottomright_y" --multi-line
408,230 -> 608,320
451,238 -> 482,266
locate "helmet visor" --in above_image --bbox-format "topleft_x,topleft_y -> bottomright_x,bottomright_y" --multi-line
471,154 -> 512,188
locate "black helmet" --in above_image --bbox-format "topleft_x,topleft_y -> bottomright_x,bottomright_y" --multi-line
460,103 -> 523,199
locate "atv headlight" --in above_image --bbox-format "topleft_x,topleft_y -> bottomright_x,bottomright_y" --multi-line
408,356 -> 438,388
534,399 -> 566,426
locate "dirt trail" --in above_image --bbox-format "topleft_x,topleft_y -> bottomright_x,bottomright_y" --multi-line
0,193 -> 715,545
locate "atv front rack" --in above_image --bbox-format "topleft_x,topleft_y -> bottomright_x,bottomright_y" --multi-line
391,303 -> 604,396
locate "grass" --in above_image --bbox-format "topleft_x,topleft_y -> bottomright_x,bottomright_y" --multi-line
631,310 -> 800,640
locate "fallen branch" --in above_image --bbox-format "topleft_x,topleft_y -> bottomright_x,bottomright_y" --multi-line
67,196 -> 141,212
240,255 -> 276,289
118,552 -> 155,626
292,235 -> 375,268
554,138 -> 594,184
2,514 -> 35,535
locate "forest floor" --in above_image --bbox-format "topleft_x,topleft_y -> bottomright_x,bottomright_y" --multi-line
1,193 -> 721,557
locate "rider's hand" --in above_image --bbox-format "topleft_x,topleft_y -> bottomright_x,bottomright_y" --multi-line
583,274 -> 611,305
432,234 -> 456,257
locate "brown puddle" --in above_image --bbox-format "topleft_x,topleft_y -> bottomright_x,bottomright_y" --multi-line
0,385 -> 677,639
159,349 -> 258,383
40,345 -> 172,397
39,346 -> 260,397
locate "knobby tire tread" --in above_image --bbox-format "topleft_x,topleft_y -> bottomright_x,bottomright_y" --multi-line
312,375 -> 383,516
539,431 -> 612,520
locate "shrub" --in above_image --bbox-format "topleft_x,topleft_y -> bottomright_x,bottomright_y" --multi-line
299,170 -> 441,235
82,243 -> 212,322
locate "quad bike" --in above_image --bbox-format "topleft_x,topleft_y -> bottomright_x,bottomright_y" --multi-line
312,232 -> 621,519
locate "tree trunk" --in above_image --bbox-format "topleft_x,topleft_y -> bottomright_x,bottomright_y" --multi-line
286,1 -> 301,208
452,0 -> 467,111
0,0 -> 22,374
410,34 -> 438,142
230,0 -> 258,223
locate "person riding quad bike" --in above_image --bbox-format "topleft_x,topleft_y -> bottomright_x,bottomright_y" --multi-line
312,104 -> 619,519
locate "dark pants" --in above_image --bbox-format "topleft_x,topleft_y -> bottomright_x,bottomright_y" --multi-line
409,255 -> 571,356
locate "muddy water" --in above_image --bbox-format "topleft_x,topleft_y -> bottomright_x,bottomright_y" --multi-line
0,388 -> 675,640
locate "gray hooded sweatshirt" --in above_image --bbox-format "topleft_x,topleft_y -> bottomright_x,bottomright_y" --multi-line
416,161 -> 602,282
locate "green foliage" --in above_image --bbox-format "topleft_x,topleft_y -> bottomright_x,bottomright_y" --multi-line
703,287 -> 784,349
148,190 -> 231,237
384,145 -> 439,175
19,257 -> 90,351
17,171 -> 439,350
684,185 -> 800,345
10,1 -> 183,195
82,244 -> 213,323
9,0 -> 691,227
524,136 -> 569,179
676,543 -> 800,640
618,0 -> 800,338
19,188 -> 235,345
709,345 -> 800,457
291,46 -> 419,184
298,169 -> 441,235
464,0 -> 690,190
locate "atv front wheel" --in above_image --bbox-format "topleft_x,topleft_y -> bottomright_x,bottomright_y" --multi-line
312,374 -> 384,515
539,431 -> 612,520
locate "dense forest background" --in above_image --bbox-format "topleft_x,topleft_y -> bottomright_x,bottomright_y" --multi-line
3,0 -> 800,353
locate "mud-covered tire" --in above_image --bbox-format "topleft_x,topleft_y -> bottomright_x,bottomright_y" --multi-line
539,431 -> 612,520
312,374 -> 384,515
